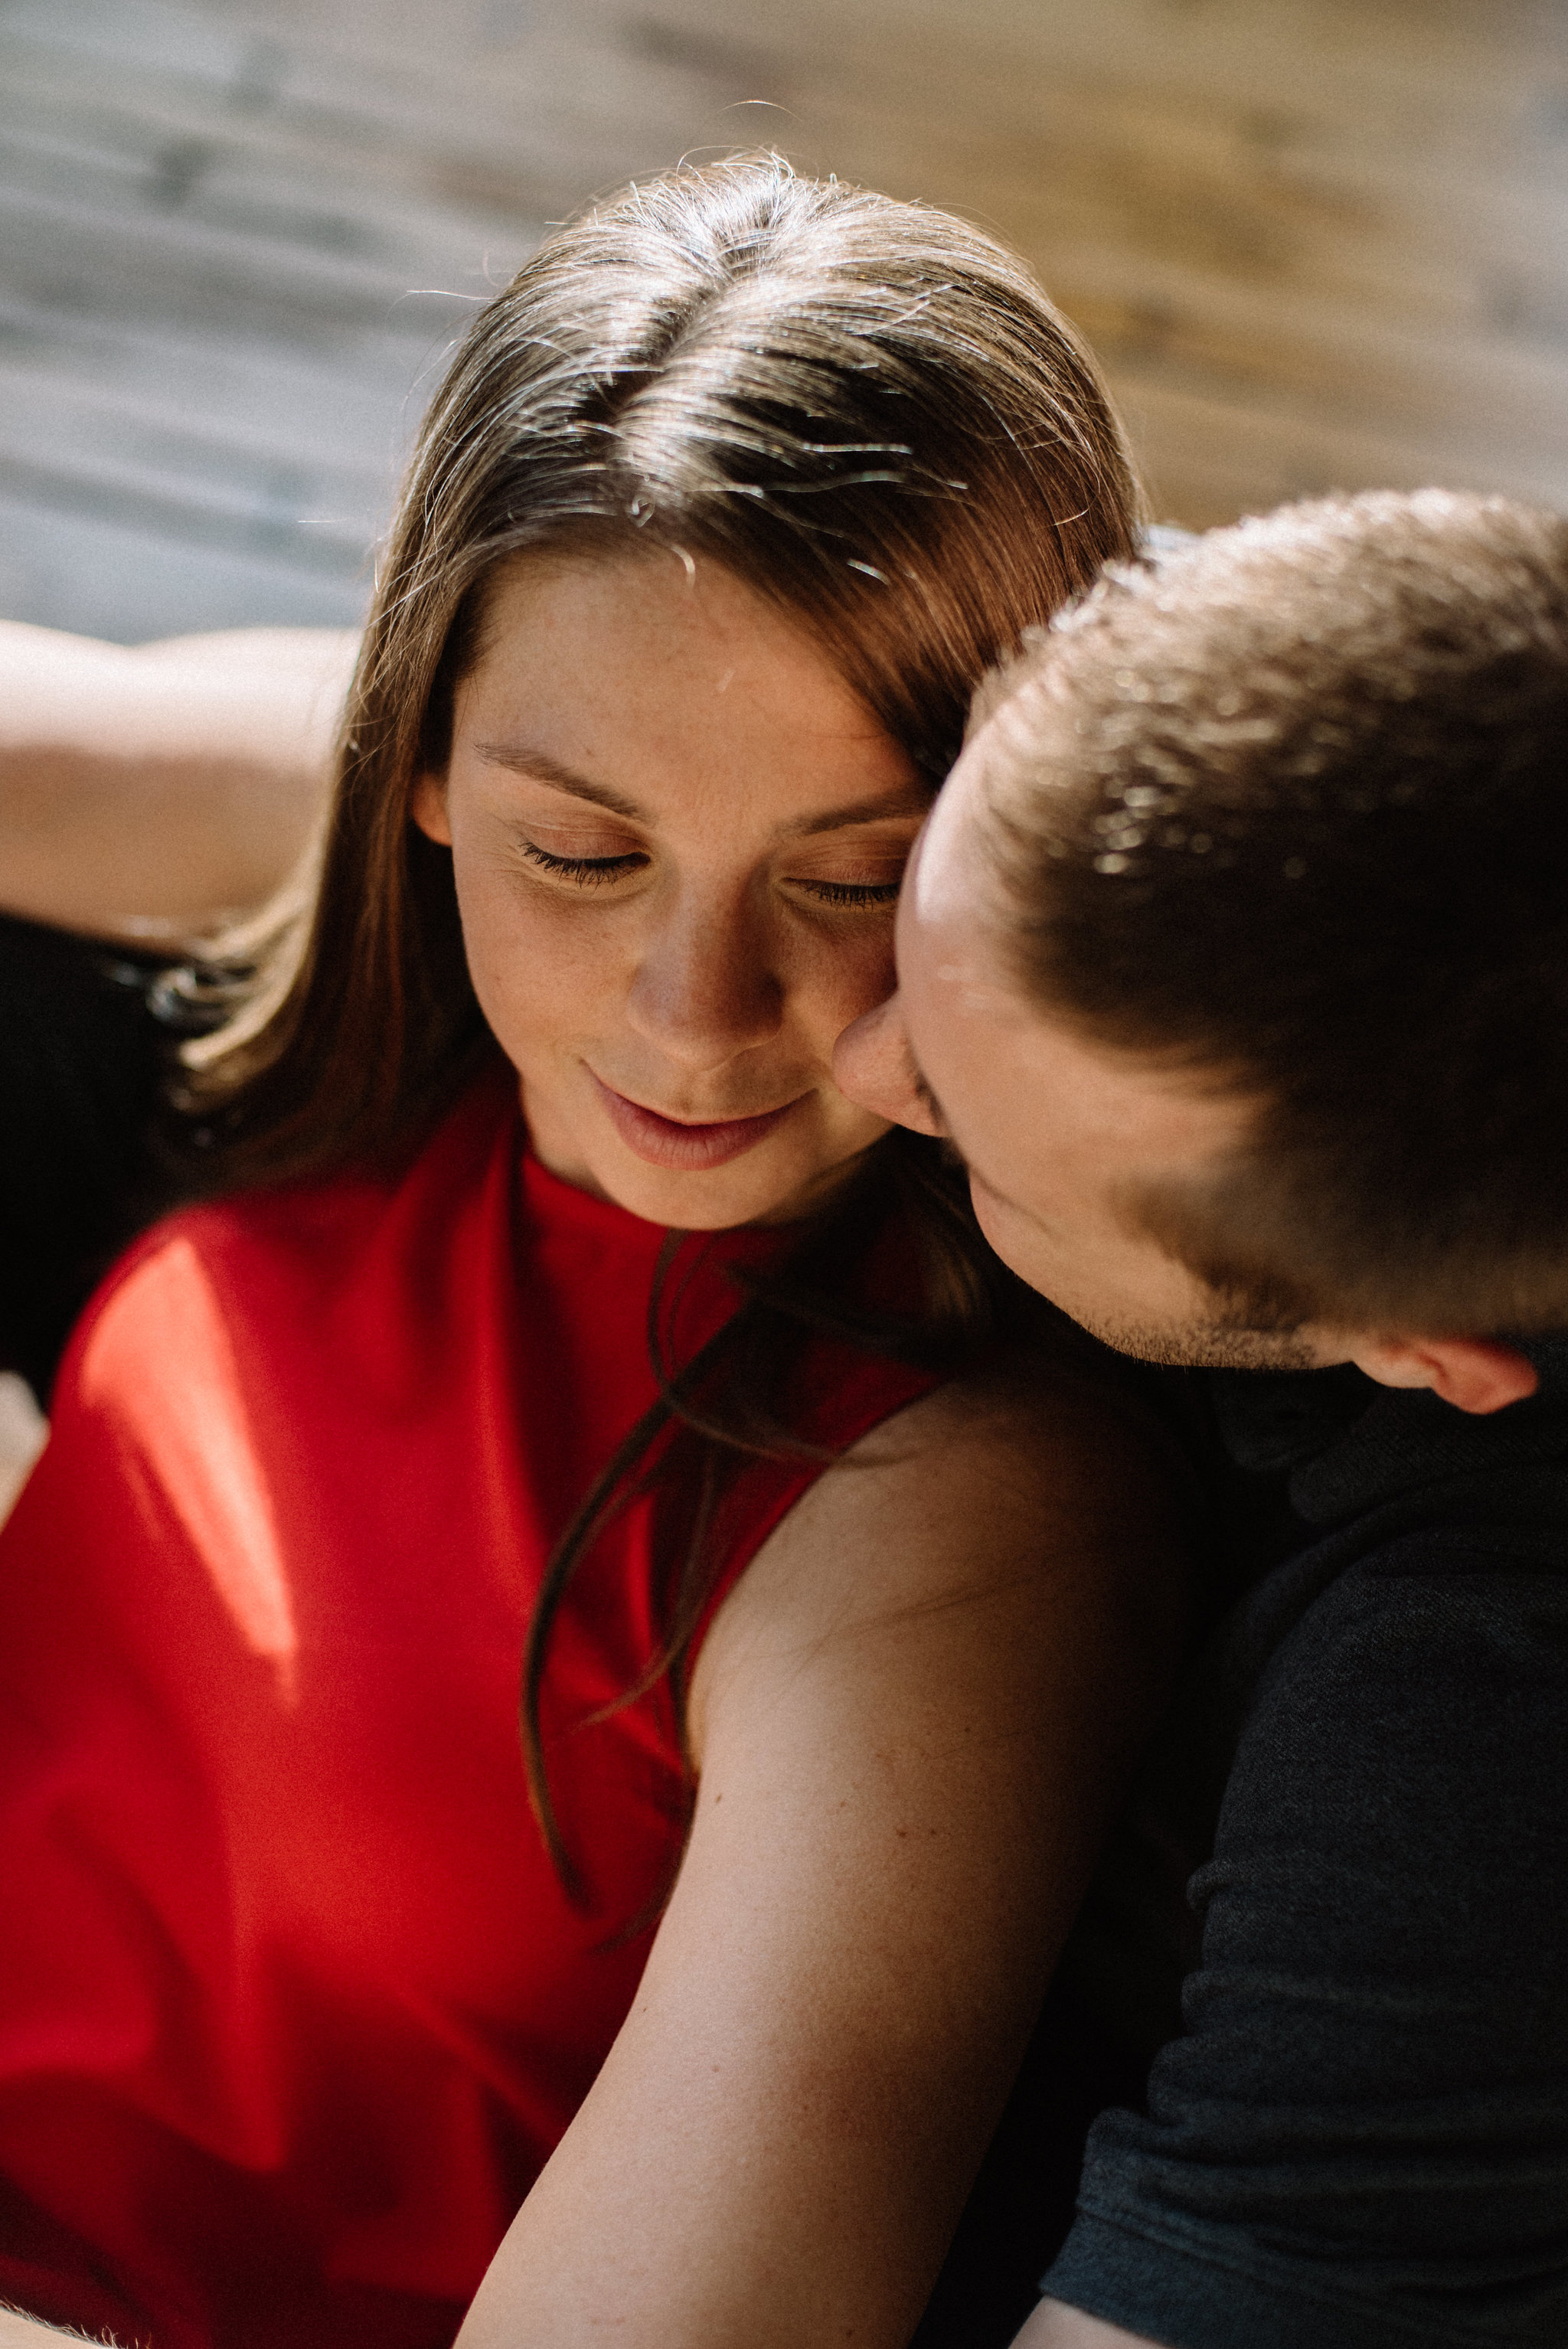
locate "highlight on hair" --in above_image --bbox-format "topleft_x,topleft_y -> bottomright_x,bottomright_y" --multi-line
975,488 -> 1568,1340
172,152 -> 1143,1891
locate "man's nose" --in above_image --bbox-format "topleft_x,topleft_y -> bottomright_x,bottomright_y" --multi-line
831,994 -> 942,1135
625,899 -> 784,1070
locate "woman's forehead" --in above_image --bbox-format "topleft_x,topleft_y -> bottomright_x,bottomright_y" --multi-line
470,547 -> 831,673
456,550 -> 924,828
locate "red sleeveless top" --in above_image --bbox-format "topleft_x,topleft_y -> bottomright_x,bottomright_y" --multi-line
0,1074 -> 936,2349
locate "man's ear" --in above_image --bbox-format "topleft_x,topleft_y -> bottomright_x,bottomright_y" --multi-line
1345,1335 -> 1539,1416
410,770 -> 452,845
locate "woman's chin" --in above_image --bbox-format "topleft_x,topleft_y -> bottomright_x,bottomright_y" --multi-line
579,1129 -> 885,1231
587,1144 -> 860,1231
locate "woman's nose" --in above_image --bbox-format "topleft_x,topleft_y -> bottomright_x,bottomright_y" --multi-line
624,901 -> 784,1070
831,994 -> 942,1135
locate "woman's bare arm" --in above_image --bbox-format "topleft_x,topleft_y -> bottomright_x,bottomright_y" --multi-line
456,1368 -> 1191,2349
0,622 -> 356,942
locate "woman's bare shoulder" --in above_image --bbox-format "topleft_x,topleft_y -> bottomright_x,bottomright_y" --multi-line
690,1335 -> 1194,1772
827,1341 -> 1193,1584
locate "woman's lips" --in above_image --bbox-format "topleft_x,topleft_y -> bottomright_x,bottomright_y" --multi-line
591,1073 -> 802,1171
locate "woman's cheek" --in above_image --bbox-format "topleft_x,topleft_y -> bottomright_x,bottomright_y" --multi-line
454,864 -> 622,1063
795,918 -> 900,1046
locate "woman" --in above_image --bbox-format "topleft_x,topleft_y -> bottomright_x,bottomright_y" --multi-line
0,158 -> 1188,2349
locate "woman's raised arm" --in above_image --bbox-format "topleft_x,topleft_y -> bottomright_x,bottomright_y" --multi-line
0,621 -> 355,941
456,1368 -> 1191,2349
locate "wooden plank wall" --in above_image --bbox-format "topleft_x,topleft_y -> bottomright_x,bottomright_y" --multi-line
2,0 -> 1565,640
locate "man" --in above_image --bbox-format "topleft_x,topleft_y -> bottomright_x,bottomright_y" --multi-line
835,488 -> 1568,2346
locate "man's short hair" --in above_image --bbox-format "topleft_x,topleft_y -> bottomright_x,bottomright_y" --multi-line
977,489 -> 1568,1337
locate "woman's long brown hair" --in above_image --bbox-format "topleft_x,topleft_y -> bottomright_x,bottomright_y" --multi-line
177,153 -> 1143,1897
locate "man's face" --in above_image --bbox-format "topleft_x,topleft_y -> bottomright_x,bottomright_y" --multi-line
833,739 -> 1322,1370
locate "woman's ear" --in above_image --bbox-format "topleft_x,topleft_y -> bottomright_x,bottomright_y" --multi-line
410,770 -> 453,846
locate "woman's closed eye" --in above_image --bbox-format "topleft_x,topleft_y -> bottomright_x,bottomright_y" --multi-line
789,875 -> 902,908
516,835 -> 906,909
519,840 -> 648,887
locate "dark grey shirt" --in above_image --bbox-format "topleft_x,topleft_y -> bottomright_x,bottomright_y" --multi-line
1044,1344 -> 1568,2347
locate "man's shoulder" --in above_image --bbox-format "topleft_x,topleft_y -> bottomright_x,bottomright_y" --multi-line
1200,1495 -> 1568,1859
1251,1499 -> 1568,1666
1044,1364 -> 1568,2347
1223,1387 -> 1568,1751
1220,1521 -> 1568,1894
1066,1444 -> 1568,2056
1052,1466 -> 1568,2349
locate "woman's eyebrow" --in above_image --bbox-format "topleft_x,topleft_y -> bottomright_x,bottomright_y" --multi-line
472,745 -> 643,822
472,752 -> 929,838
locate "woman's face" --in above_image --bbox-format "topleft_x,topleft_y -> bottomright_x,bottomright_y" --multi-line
413,552 -> 928,1229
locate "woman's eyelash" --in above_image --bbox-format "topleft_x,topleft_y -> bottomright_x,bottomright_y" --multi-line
794,878 -> 902,907
521,842 -> 900,907
521,842 -> 645,885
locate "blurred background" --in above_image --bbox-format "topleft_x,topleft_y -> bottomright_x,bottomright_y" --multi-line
2,0 -> 1566,644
